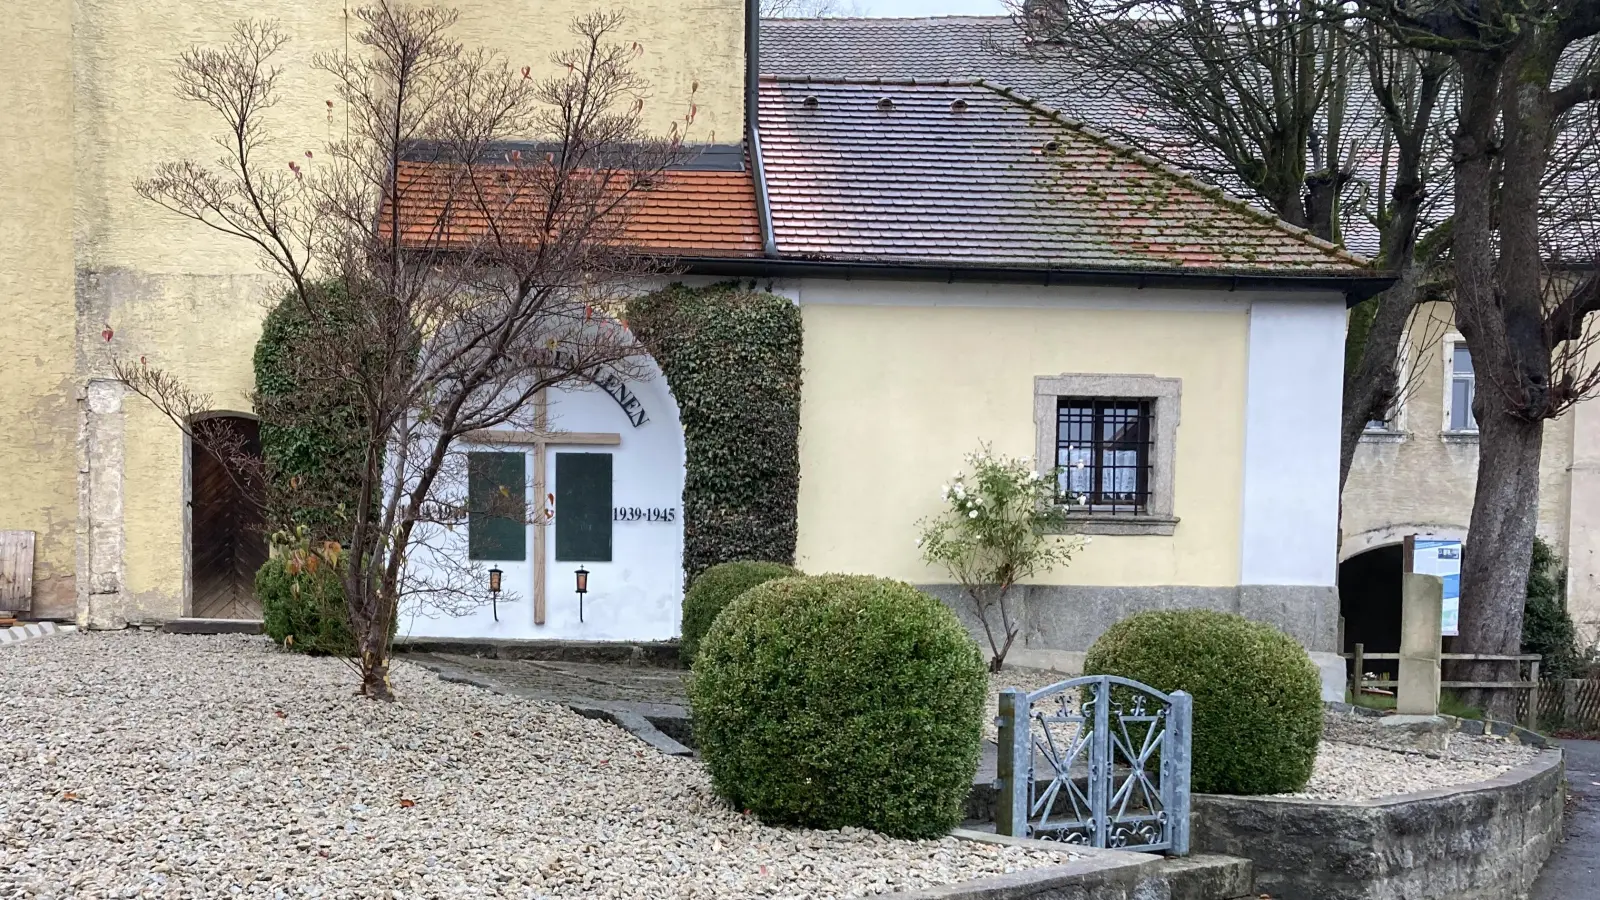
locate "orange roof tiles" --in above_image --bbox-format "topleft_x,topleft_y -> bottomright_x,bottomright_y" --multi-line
392,161 -> 763,258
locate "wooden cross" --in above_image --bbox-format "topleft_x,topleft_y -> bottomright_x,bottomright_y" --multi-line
461,392 -> 620,625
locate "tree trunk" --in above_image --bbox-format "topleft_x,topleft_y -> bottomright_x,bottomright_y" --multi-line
1455,390 -> 1543,720
1337,270 -> 1420,494
360,644 -> 395,701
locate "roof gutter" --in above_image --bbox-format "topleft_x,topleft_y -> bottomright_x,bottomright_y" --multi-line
677,256 -> 1395,306
745,0 -> 778,257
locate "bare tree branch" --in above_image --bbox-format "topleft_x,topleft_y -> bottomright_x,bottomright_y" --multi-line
122,3 -> 690,700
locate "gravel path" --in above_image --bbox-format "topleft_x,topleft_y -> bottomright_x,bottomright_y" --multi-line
986,668 -> 1542,802
0,632 -> 1065,899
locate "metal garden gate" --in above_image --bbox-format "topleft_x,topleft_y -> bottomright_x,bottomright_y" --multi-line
994,675 -> 1192,854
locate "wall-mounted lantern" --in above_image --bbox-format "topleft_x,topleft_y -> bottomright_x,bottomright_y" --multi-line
575,566 -> 590,622
488,566 -> 503,622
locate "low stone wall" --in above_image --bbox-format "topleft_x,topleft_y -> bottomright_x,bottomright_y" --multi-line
1191,749 -> 1565,900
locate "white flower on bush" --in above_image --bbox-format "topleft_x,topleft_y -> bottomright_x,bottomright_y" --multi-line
915,441 -> 1084,672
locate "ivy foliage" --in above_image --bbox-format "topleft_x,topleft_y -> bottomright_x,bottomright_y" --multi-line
627,282 -> 803,583
253,282 -> 373,541
1523,537 -> 1582,679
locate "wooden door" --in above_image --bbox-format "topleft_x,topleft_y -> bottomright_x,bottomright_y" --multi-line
189,417 -> 267,619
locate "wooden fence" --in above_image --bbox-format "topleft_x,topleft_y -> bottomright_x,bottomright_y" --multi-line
1346,644 -> 1544,729
1534,676 -> 1600,734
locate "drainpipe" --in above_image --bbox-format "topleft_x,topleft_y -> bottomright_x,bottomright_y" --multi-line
745,0 -> 778,258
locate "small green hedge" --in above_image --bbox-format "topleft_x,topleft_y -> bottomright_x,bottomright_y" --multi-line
680,561 -> 800,665
1083,610 -> 1323,795
689,574 -> 988,838
258,554 -> 357,656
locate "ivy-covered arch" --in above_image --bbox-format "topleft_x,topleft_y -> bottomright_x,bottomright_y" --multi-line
627,282 -> 803,583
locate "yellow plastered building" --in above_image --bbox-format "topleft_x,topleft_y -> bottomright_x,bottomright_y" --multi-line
0,0 -> 747,626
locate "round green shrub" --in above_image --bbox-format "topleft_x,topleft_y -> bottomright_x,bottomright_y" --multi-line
1083,610 -> 1323,795
689,574 -> 988,838
257,554 -> 357,656
680,560 -> 800,664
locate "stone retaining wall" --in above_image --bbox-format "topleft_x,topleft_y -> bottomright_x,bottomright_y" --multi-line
1191,750 -> 1565,900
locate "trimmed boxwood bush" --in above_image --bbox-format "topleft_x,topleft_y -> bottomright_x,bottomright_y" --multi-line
258,554 -> 357,657
1083,609 -> 1323,795
680,561 -> 800,665
689,574 -> 988,838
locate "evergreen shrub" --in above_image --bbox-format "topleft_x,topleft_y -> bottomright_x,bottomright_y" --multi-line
679,560 -> 799,665
1083,609 -> 1324,795
689,574 -> 987,838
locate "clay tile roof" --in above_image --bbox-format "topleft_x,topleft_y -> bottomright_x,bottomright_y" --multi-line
757,77 -> 1371,274
392,160 -> 764,258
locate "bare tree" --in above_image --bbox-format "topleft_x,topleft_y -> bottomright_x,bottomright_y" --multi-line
760,0 -> 862,16
1008,0 -> 1454,503
1385,0 -> 1600,717
119,3 -> 689,699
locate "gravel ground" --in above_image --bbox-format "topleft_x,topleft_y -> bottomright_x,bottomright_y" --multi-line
986,668 -> 1543,802
1282,709 -> 1544,801
985,667 -> 1074,743
0,632 -> 1066,900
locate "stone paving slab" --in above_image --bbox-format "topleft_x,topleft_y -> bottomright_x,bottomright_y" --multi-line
413,652 -> 690,706
400,651 -> 694,756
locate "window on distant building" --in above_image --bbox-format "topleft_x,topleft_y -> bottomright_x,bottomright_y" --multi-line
1034,374 -> 1180,535
1447,340 -> 1478,432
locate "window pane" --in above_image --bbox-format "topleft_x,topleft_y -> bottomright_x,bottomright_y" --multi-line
1451,379 -> 1475,431
1056,396 -> 1152,510
1453,344 -> 1473,375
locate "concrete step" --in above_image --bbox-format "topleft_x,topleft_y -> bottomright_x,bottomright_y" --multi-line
160,618 -> 263,635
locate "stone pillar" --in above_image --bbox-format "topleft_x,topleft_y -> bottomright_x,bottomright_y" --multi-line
1397,573 -> 1443,716
1567,395 -> 1600,653
77,378 -> 127,630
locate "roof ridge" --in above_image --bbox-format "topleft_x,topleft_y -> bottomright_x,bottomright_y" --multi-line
968,81 -> 1372,268
760,75 -> 985,87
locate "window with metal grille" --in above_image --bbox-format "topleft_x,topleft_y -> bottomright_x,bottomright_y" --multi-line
1056,398 -> 1153,514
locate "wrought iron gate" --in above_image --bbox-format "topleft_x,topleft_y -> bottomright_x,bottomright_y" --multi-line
994,675 -> 1191,854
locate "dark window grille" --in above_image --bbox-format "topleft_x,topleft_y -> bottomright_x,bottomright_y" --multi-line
1056,398 -> 1153,514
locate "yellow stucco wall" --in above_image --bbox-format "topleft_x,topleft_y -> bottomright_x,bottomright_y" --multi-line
0,1 -> 78,618
795,299 -> 1250,587
7,0 -> 745,622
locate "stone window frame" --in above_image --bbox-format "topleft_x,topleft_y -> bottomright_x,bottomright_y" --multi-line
1360,334 -> 1411,444
1034,374 -> 1181,536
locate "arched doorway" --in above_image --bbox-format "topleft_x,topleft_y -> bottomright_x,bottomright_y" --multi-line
1339,544 -> 1404,683
189,415 -> 268,619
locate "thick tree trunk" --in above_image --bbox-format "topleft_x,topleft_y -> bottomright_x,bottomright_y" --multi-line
1338,268 -> 1422,495
1455,391 -> 1543,720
